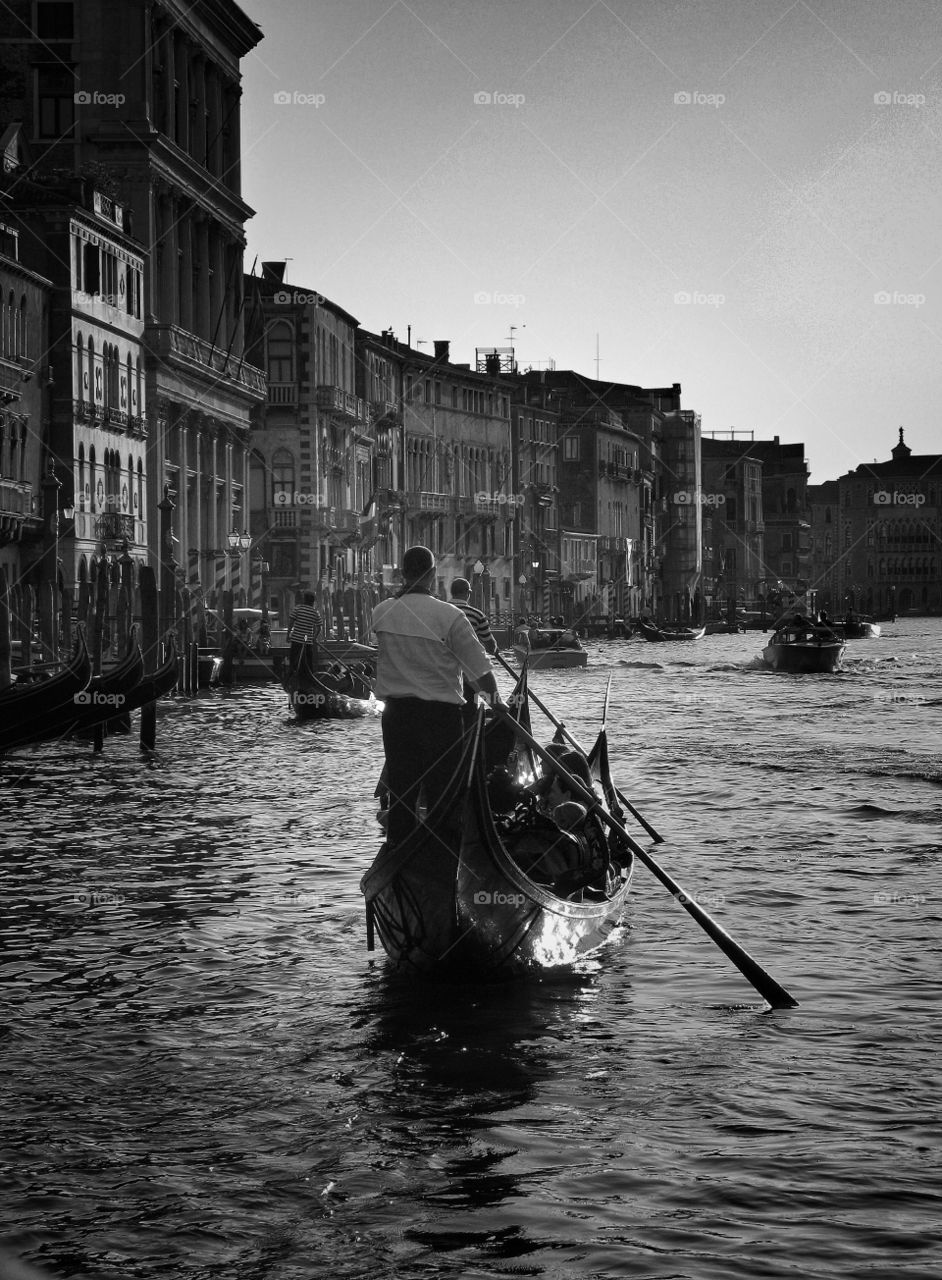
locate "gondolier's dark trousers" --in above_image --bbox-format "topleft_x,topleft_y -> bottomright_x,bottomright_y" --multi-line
381,697 -> 466,850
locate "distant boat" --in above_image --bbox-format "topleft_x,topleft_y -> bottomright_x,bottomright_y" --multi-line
637,618 -> 706,643
512,627 -> 588,669
762,623 -> 844,673
834,617 -> 881,639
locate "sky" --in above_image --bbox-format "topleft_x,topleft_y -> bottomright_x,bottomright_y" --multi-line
236,0 -> 942,485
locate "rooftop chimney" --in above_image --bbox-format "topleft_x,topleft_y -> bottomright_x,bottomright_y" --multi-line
433,339 -> 450,362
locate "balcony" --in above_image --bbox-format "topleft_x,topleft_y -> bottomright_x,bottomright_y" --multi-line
407,491 -> 455,515
0,478 -> 32,517
371,398 -> 401,425
268,383 -> 297,405
95,512 -> 136,544
598,536 -> 629,554
272,509 -> 299,529
565,557 -> 597,581
104,406 -> 128,428
315,385 -> 366,423
147,324 -> 266,402
1,358 -> 23,402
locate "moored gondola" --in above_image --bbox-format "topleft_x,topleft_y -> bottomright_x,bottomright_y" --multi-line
1,634 -> 179,753
0,631 -> 91,753
360,681 -> 633,978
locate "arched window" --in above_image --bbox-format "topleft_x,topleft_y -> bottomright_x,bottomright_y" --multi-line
134,356 -> 142,417
19,295 -> 27,360
76,332 -> 85,401
78,443 -> 86,509
88,445 -> 97,511
126,454 -> 134,512
87,337 -> 97,404
7,290 -> 15,359
136,459 -> 144,522
824,507 -> 831,524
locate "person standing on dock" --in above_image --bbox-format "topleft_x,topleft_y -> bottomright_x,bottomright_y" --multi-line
372,547 -> 506,849
287,591 -> 322,677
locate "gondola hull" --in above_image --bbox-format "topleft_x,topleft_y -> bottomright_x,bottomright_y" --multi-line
285,646 -> 376,720
361,711 -> 632,978
0,632 -> 91,753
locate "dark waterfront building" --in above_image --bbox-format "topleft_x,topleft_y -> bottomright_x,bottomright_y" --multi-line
808,478 -> 840,611
510,382 -> 561,621
0,0 -> 267,609
246,263 -> 367,629
518,370 -> 700,624
701,432 -> 810,614
0,186 -> 50,600
701,437 -> 765,616
811,430 -> 942,616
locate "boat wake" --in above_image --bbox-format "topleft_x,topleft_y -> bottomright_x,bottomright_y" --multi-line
616,659 -> 665,670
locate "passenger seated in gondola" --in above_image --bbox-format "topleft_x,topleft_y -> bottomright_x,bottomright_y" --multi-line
494,746 -> 610,898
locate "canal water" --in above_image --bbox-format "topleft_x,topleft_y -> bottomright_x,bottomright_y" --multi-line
1,619 -> 940,1280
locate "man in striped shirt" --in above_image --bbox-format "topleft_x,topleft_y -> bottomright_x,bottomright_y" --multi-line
450,578 -> 497,719
449,578 -> 497,655
287,591 -> 322,675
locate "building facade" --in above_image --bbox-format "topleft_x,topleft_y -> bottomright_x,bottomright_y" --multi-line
247,265 -> 371,630
701,436 -> 766,614
510,384 -> 560,620
825,431 -> 941,615
0,205 -> 49,600
2,0 -> 267,612
12,171 -> 148,597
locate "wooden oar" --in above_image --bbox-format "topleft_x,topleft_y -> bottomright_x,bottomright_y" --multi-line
492,650 -> 664,843
492,707 -> 799,1009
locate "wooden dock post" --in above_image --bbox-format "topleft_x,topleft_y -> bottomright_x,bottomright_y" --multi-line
0,567 -> 11,691
17,584 -> 34,674
219,588 -> 234,685
139,565 -> 158,750
92,553 -> 109,754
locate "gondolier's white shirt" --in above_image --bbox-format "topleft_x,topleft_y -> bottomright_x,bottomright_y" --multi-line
371,593 -> 493,703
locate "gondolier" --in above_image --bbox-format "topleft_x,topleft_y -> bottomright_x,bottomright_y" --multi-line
450,577 -> 497,718
371,546 -> 506,849
449,578 -> 497,654
287,591 -> 322,676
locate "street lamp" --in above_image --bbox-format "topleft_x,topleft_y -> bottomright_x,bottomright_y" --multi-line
227,530 -> 252,555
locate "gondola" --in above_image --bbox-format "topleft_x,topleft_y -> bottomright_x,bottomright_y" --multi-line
70,632 -> 144,735
72,634 -> 180,738
284,642 -> 376,720
360,671 -> 633,977
637,618 -> 706,642
123,634 -> 180,708
1,635 -> 179,753
0,631 -> 92,753
761,623 -> 844,673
